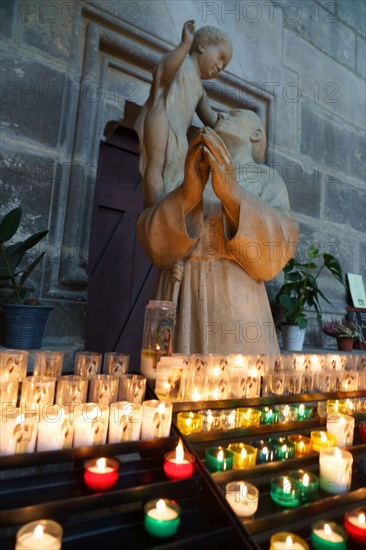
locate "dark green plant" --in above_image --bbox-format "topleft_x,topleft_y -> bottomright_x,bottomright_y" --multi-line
0,207 -> 49,304
276,245 -> 344,329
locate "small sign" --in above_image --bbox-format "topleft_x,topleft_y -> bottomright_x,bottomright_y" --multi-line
346,307 -> 366,342
347,273 -> 366,307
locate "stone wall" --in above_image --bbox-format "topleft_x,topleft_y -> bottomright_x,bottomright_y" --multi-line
0,0 -> 365,355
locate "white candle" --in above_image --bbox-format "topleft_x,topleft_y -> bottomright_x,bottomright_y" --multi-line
140,400 -> 172,440
271,538 -> 305,550
226,482 -> 259,517
36,406 -> 74,451
0,409 -> 38,455
313,523 -> 344,542
147,499 -> 178,520
326,413 -> 354,448
108,402 -> 141,443
73,403 -> 109,447
319,447 -> 353,493
87,457 -> 114,474
348,511 -> 366,528
16,522 -> 62,550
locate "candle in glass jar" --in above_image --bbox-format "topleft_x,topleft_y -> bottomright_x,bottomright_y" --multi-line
288,435 -> 313,457
176,411 -> 203,435
311,521 -> 347,550
270,437 -> 296,460
205,446 -> 233,472
250,439 -> 275,464
227,443 -> 257,469
310,431 -> 336,453
225,481 -> 259,517
270,532 -> 309,550
144,498 -> 181,538
344,508 -> 366,544
270,476 -> 301,508
15,520 -> 63,549
83,457 -> 119,491
319,447 -> 353,494
164,438 -> 195,480
288,469 -> 319,502
326,413 -> 355,448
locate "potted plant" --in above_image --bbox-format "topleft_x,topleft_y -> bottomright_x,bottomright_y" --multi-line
0,207 -> 51,349
276,245 -> 344,351
321,318 -> 360,351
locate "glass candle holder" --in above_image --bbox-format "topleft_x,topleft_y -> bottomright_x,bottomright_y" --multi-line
33,350 -> 64,379
326,413 -> 355,448
359,421 -> 366,443
155,359 -> 184,401
227,443 -> 257,469
36,405 -> 74,451
225,481 -> 259,517
297,403 -> 313,420
284,372 -> 301,395
250,439 -> 275,464
220,408 -> 237,430
118,374 -> 146,404
20,376 -> 56,414
74,351 -> 102,380
164,438 -> 195,480
288,469 -> 319,502
310,431 -> 336,452
258,406 -> 278,424
140,400 -> 172,440
270,475 -> 301,508
270,532 -> 309,550
200,409 -> 221,431
0,349 -> 28,380
15,519 -> 63,550
344,508 -> 366,544
269,372 -> 285,395
341,371 -> 358,391
235,407 -> 261,428
84,457 -> 119,491
287,435 -> 313,457
103,352 -> 129,377
311,520 -> 347,550
144,498 -> 181,538
0,408 -> 38,455
319,447 -> 353,494
274,404 -> 297,423
205,446 -> 233,472
176,411 -> 203,435
88,374 -> 119,407
269,437 -> 296,460
73,403 -> 109,447
108,401 -> 142,442
300,372 -> 314,394
55,375 -> 88,408
0,374 -> 19,405
205,356 -> 229,400
246,368 -> 261,398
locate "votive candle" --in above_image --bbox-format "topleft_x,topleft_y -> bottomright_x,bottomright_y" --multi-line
15,520 -> 63,550
270,475 -> 301,508
84,457 -> 119,491
250,439 -> 275,464
227,442 -> 257,469
205,446 -> 233,472
164,438 -> 195,480
288,469 -> 319,502
344,508 -> 366,544
270,437 -> 296,460
311,520 -> 347,550
176,411 -> 203,435
270,532 -> 309,550
144,498 -> 181,538
310,431 -> 336,453
326,413 -> 355,448
225,481 -> 259,517
288,435 -> 313,457
319,447 -> 353,494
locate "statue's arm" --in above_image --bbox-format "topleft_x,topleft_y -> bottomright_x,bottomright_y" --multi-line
157,20 -> 195,88
196,90 -> 219,127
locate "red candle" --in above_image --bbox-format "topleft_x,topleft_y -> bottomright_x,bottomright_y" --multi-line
359,422 -> 366,443
344,508 -> 366,544
84,457 -> 119,491
164,438 -> 195,480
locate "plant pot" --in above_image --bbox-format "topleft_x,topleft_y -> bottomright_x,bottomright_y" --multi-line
281,323 -> 306,351
336,336 -> 354,351
1,304 -> 53,349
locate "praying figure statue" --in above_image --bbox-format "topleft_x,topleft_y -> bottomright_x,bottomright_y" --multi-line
135,22 -> 299,355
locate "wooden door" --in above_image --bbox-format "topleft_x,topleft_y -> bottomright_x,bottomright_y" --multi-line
85,126 -> 157,372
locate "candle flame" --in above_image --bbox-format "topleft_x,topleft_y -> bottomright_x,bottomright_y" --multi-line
334,447 -> 342,459
90,406 -> 99,421
299,441 -> 304,451
283,476 -> 291,493
299,404 -> 304,414
96,457 -> 106,470
156,499 -> 166,513
281,444 -> 287,453
34,524 -> 44,539
303,473 -> 309,487
358,513 -> 365,524
284,405 -> 289,417
192,389 -> 201,401
217,449 -> 224,462
285,536 -> 293,548
240,448 -> 247,459
157,403 -> 165,414
324,523 -> 332,536
320,432 -> 327,442
175,439 -> 184,464
155,344 -> 160,351
339,416 -> 345,424
263,446 -> 268,454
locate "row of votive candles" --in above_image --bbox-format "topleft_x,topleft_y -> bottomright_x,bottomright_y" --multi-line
0,372 -> 147,410
0,349 -> 130,380
176,404 -> 314,434
154,355 -> 365,402
0,399 -> 173,455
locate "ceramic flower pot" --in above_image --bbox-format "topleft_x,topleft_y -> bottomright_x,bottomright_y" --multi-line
336,336 -> 354,351
1,304 -> 53,349
281,323 -> 306,351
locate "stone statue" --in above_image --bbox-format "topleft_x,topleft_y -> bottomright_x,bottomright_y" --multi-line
135,20 -> 232,206
135,25 -> 299,355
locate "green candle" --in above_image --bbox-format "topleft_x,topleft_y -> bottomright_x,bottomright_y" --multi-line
205,446 -> 233,472
270,437 -> 296,460
270,475 -> 301,508
311,521 -> 347,550
144,498 -> 181,538
288,469 -> 319,502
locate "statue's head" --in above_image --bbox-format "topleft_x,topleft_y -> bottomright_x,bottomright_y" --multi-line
190,26 -> 232,75
214,109 -> 266,162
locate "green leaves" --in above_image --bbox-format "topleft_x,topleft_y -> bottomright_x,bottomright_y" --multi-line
0,207 -> 48,304
276,245 -> 345,328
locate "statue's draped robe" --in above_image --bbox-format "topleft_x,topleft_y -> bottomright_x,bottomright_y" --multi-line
137,165 -> 299,355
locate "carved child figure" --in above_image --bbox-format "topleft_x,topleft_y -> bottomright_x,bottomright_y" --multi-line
135,20 -> 232,206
